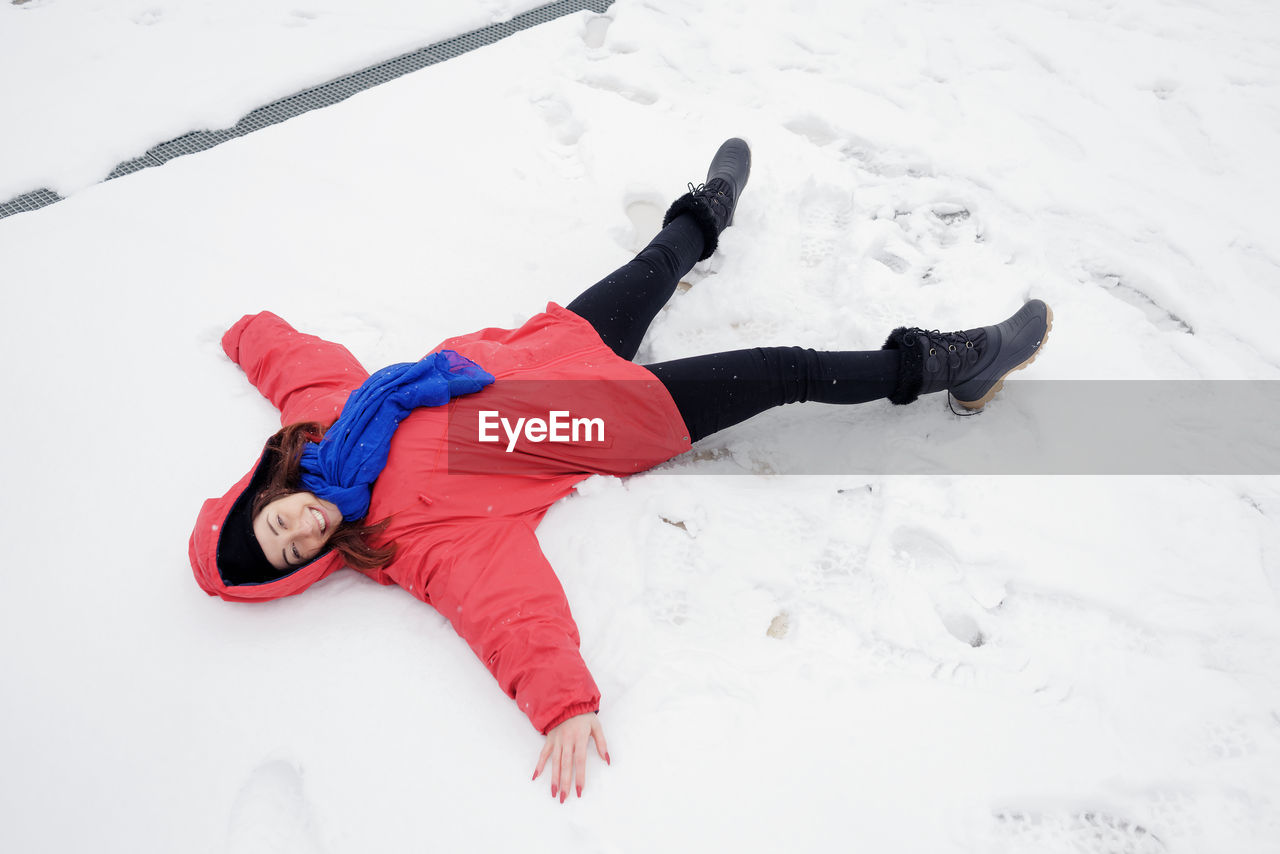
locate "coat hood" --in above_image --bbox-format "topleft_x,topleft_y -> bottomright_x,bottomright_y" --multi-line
189,444 -> 344,603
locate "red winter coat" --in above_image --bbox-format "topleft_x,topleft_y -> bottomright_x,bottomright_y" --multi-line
189,305 -> 692,733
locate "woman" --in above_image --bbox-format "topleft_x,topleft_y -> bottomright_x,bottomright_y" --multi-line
189,138 -> 1051,803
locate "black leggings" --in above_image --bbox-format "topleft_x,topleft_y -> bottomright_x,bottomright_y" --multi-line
566,214 -> 900,443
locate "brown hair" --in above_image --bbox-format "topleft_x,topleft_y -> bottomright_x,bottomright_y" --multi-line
250,421 -> 398,571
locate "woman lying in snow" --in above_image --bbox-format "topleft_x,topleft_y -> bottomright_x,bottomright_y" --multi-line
188,138 -> 1051,802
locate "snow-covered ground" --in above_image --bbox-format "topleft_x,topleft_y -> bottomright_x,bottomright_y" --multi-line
3,0 -> 1279,852
0,0 -> 549,199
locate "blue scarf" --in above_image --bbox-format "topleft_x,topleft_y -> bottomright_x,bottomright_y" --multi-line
299,350 -> 494,521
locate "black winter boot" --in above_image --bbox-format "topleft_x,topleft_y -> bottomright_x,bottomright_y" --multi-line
882,299 -> 1053,410
663,137 -> 752,261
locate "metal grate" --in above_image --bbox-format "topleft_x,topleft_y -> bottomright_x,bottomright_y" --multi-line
2,0 -> 614,221
0,187 -> 63,218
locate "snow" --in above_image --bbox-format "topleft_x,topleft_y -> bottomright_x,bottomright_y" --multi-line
0,0 -> 549,199
2,0 -> 1280,852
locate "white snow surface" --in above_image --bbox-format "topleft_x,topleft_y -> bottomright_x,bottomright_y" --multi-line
0,0 -> 548,199
3,0 -> 1280,852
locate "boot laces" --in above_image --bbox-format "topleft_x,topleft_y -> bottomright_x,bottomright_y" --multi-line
903,328 -> 982,417
691,179 -> 732,201
905,328 -> 978,356
687,180 -> 733,216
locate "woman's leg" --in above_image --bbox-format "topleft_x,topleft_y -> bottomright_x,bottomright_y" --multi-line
567,138 -> 752,360
565,213 -> 705,361
647,299 -> 1053,443
645,348 -> 901,443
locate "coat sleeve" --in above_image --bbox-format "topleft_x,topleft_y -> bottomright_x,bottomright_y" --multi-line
222,311 -> 370,427
385,519 -> 602,734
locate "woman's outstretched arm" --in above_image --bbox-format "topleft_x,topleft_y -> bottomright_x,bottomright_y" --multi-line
222,311 -> 370,426
385,519 -> 610,796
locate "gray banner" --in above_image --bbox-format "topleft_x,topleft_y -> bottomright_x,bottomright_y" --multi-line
871,380 -> 1280,475
447,380 -> 1280,475
707,380 -> 1280,475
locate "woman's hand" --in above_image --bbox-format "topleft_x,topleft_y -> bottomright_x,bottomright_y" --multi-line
532,712 -> 610,803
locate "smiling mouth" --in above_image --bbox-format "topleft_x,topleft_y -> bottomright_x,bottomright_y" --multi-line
309,506 -> 328,535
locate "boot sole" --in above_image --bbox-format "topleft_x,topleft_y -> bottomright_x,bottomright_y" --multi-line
954,305 -> 1054,410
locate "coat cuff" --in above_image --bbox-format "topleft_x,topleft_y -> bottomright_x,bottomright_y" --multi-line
541,701 -> 600,735
221,312 -> 260,362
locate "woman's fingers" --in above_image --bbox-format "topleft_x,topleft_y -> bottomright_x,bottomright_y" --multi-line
557,736 -> 574,803
534,713 -> 609,803
590,716 -> 610,765
573,732 -> 588,798
549,743 -> 564,800
533,739 -> 553,782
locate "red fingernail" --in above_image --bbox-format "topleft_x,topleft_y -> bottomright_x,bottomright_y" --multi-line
560,791 -> 567,804
577,785 -> 583,798
551,785 -> 557,798
606,753 -> 611,766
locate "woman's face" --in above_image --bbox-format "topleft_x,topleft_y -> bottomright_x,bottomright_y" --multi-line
253,491 -> 342,571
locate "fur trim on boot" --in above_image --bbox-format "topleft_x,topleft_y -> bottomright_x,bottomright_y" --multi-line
661,138 -> 751,263
663,190 -> 722,262
881,327 -> 925,405
880,301 -> 1052,409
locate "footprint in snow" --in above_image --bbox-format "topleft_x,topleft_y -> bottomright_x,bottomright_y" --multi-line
931,203 -> 971,226
286,10 -> 318,27
988,808 -> 1168,854
582,14 -> 612,48
625,197 -> 664,249
889,525 -> 997,648
579,73 -> 659,106
1088,269 -> 1193,335
783,114 -> 883,174
534,95 -> 584,148
582,13 -> 636,53
621,196 -> 691,290
784,114 -> 842,149
225,759 -> 324,854
873,246 -> 913,275
797,182 -> 855,272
